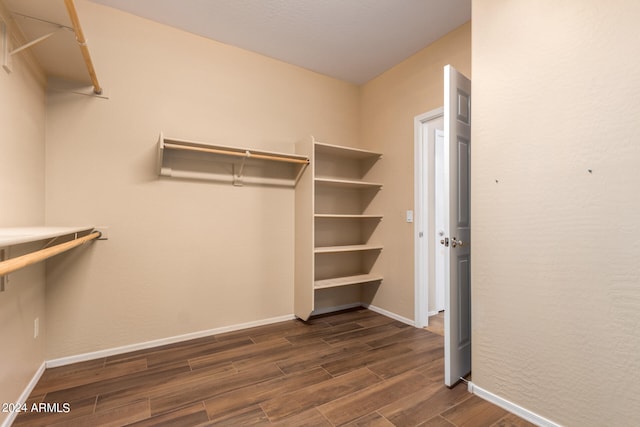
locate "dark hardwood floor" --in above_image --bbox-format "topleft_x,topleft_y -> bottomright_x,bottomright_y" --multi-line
14,308 -> 535,426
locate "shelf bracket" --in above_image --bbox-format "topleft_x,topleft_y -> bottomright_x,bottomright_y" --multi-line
9,27 -> 66,57
0,248 -> 6,291
1,19 -> 10,73
43,236 -> 62,250
233,150 -> 251,186
294,161 -> 309,185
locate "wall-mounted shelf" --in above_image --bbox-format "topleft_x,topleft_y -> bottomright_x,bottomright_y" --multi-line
295,136 -> 384,320
0,226 -> 101,291
0,226 -> 95,247
157,133 -> 310,187
3,0 -> 103,94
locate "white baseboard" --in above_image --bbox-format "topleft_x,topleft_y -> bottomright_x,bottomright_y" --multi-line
1,361 -> 46,427
47,303 -> 417,369
46,314 -> 296,368
428,310 -> 440,317
468,382 -> 561,427
364,303 -> 415,327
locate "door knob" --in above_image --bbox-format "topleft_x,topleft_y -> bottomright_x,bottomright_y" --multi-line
451,237 -> 463,248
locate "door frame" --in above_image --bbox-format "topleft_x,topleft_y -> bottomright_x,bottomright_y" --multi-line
414,107 -> 443,328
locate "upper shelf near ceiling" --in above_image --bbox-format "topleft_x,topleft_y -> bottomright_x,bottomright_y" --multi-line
2,0 -> 102,93
157,133 -> 310,187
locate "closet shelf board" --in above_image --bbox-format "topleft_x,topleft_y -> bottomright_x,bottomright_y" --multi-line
314,142 -> 382,159
314,244 -> 383,254
314,273 -> 384,290
157,133 -> 309,186
314,214 -> 383,219
314,177 -> 383,189
0,226 -> 95,247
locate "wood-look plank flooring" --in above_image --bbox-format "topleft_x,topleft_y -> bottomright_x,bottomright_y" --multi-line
14,308 -> 535,426
425,312 -> 444,337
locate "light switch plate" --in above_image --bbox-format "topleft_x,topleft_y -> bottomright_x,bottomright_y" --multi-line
406,210 -> 413,223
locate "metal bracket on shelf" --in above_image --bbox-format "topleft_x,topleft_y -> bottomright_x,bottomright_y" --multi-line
43,236 -> 62,249
233,150 -> 251,186
1,248 -> 7,291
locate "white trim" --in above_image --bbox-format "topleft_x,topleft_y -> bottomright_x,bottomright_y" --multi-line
45,304 -> 414,369
310,302 -> 362,317
428,310 -> 440,317
46,314 -> 295,368
364,303 -> 415,327
414,107 -> 444,328
468,382 -> 562,427
1,361 -> 46,427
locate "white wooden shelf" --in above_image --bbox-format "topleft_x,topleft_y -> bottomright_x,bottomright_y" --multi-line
157,133 -> 309,187
0,226 -> 95,247
0,226 -> 101,290
314,244 -> 383,254
314,177 -> 383,189
314,273 -> 384,290
314,214 -> 383,219
314,142 -> 382,160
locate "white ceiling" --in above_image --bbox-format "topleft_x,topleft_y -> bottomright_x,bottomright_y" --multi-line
88,0 -> 471,84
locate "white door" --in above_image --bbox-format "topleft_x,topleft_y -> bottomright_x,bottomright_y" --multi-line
434,129 -> 446,312
443,65 -> 471,387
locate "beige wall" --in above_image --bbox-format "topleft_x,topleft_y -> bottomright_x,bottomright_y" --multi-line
43,1 -> 360,359
360,23 -> 471,319
472,1 -> 640,425
0,2 -> 47,423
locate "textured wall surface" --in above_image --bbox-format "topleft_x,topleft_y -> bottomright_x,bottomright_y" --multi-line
0,2 -> 47,424
360,23 -> 471,320
472,1 -> 640,425
44,0 -> 360,359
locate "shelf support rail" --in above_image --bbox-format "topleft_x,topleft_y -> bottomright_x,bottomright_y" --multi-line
162,142 -> 309,165
163,142 -> 310,186
0,231 -> 101,285
0,249 -> 5,292
64,0 -> 102,94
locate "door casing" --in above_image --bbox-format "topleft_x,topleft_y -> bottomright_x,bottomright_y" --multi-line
414,107 -> 444,328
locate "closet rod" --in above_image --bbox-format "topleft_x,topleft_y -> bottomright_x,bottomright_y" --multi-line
0,231 -> 101,277
163,143 -> 310,165
63,0 -> 102,94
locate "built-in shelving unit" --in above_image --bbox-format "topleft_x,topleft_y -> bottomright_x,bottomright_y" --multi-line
157,133 -> 309,187
294,137 -> 383,320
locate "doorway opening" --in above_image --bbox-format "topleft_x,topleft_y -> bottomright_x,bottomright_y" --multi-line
413,107 -> 444,328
